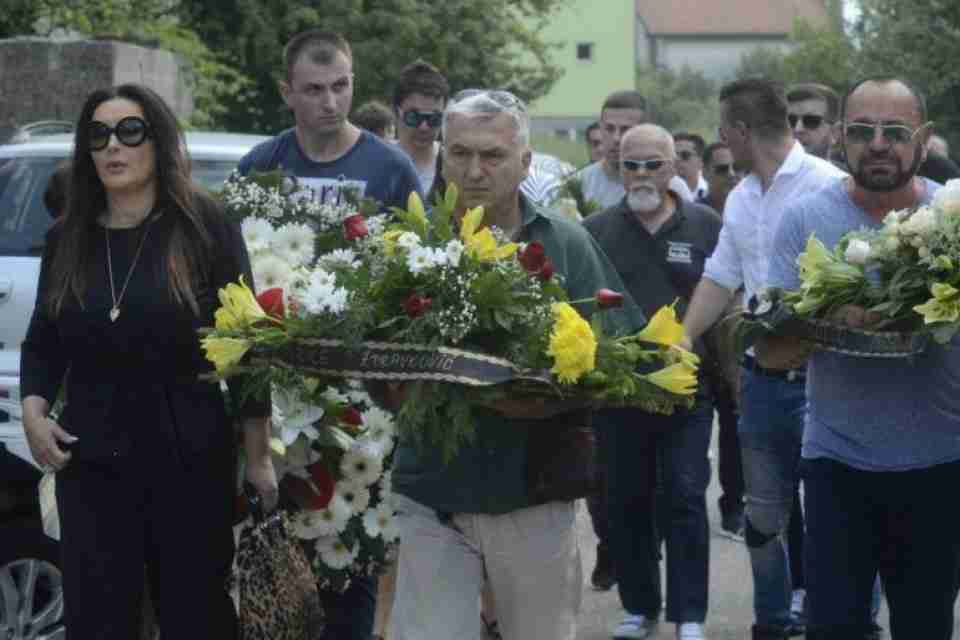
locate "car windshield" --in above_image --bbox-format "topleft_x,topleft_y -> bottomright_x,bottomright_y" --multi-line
0,156 -> 239,257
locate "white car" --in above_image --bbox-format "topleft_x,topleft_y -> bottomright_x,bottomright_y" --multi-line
0,130 -> 267,640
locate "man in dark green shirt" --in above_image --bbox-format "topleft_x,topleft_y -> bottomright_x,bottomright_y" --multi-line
391,89 -> 645,640
584,124 -> 719,640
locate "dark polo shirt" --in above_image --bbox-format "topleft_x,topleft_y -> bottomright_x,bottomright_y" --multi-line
584,192 -> 721,322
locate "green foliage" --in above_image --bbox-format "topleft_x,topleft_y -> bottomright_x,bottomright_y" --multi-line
635,65 -> 720,140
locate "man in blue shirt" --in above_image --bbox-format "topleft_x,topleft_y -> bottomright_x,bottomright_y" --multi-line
238,30 -> 422,209
236,29 -> 421,640
765,77 -> 958,640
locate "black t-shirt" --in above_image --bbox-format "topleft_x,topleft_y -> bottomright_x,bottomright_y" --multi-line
919,151 -> 960,185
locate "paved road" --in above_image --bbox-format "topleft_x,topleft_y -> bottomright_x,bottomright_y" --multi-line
574,430 -> 960,640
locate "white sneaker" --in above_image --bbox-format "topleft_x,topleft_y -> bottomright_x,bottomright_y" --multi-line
613,614 -> 659,639
677,622 -> 707,639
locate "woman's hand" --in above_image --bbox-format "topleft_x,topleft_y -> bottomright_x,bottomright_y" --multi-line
242,416 -> 279,511
245,455 -> 279,512
23,415 -> 76,472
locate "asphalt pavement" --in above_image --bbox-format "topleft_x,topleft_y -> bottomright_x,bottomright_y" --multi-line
573,425 -> 960,640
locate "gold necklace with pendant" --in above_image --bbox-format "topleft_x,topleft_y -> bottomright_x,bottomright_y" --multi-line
104,216 -> 155,323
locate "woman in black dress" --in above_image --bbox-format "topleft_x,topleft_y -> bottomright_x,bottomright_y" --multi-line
20,84 -> 277,639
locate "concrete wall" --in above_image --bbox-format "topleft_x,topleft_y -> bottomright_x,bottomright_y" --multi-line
0,38 -> 193,133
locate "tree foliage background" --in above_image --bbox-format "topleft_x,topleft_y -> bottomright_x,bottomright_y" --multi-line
1,0 -> 564,133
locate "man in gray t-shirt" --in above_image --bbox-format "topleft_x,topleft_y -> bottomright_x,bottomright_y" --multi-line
765,78 -> 960,640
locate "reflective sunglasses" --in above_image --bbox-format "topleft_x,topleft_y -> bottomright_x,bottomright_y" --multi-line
622,158 -> 667,172
402,110 -> 443,129
711,163 -> 736,176
788,114 -> 828,130
677,149 -> 697,161
844,121 -> 928,146
89,116 -> 151,151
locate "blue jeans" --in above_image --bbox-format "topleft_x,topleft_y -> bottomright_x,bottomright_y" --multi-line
595,400 -> 712,623
803,457 -> 960,640
737,367 -> 805,627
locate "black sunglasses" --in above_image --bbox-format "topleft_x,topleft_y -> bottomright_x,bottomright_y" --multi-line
788,114 -> 828,130
677,150 -> 697,161
711,163 -> 735,176
402,110 -> 442,129
622,158 -> 667,172
89,116 -> 151,151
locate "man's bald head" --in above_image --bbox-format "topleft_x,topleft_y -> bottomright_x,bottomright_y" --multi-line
621,124 -> 676,159
842,78 -> 926,125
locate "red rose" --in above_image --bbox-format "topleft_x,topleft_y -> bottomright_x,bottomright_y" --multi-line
340,406 -> 363,426
343,214 -> 369,240
538,258 -> 555,281
403,293 -> 432,318
517,241 -> 547,273
256,287 -> 285,318
282,469 -> 334,511
595,288 -> 624,309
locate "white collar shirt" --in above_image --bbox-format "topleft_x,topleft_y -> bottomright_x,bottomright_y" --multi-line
702,142 -> 845,303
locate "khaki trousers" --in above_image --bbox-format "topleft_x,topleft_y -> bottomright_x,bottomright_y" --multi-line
391,494 -> 581,640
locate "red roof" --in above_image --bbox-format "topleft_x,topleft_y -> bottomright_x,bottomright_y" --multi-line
637,0 -> 833,36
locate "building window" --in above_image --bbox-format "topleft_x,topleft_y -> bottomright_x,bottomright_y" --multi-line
576,42 -> 593,61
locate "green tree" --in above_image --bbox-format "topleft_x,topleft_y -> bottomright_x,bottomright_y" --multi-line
178,0 -> 565,134
855,0 -> 960,147
635,65 -> 719,139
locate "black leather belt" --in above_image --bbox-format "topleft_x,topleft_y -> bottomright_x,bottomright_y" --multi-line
742,354 -> 805,383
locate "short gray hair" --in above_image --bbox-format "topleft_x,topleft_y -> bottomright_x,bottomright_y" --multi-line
442,89 -> 530,146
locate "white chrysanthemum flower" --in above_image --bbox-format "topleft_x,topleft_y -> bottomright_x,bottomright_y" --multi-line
445,239 -> 464,267
321,248 -> 359,269
308,268 -> 337,289
252,254 -> 295,291
273,390 -> 324,445
407,246 -> 447,274
397,231 -> 421,251
901,206 -> 937,236
241,218 -> 275,254
362,501 -> 396,539
340,443 -> 384,487
272,223 -> 316,267
293,500 -> 350,539
302,278 -> 350,316
360,406 -> 396,442
316,537 -> 359,570
366,215 -> 388,237
335,479 -> 371,514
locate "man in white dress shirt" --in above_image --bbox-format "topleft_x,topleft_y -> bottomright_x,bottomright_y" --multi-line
681,78 -> 844,640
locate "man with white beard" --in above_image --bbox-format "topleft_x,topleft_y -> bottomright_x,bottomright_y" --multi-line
584,125 -> 721,640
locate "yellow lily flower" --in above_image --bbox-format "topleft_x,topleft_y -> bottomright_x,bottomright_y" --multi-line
636,302 -> 686,347
459,205 -> 518,261
202,336 -> 252,375
914,282 -> 960,324
645,362 -> 698,395
407,191 -> 429,228
382,229 -> 405,256
797,234 -> 833,281
214,277 -> 266,330
547,302 -> 597,384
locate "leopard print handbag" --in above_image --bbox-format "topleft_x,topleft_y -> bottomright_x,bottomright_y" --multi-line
234,486 -> 325,639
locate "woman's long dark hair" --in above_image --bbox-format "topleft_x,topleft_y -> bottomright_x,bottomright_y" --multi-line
46,83 -> 211,316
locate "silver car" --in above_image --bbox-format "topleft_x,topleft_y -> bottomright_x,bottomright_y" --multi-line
0,130 -> 267,640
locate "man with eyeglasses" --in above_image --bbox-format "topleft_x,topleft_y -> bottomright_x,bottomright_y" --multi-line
675,133 -> 709,200
393,59 -> 449,192
578,90 -> 694,212
764,77 -> 959,640
238,29 -> 421,212
389,88 -> 646,640
681,78 -> 845,640
236,29 -> 421,640
786,84 -> 839,161
585,124 -> 721,640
